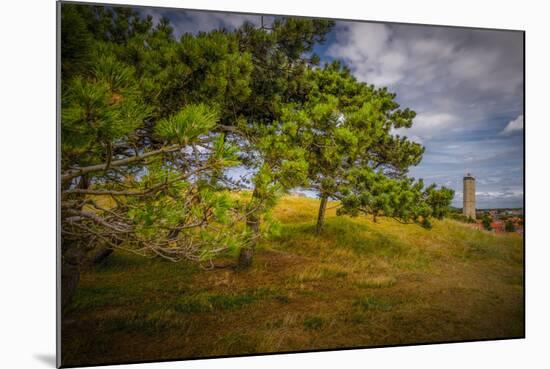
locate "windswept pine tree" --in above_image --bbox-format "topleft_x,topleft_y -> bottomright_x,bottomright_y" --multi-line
60,4 -> 257,308
277,62 -> 452,233
336,169 -> 454,229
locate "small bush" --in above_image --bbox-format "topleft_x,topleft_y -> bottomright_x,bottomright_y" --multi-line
422,218 -> 432,229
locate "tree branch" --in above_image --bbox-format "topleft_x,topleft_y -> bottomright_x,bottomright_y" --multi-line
61,145 -> 181,183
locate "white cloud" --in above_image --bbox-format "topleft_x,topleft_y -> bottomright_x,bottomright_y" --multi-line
414,112 -> 457,129
476,189 -> 523,200
141,8 -> 260,37
394,112 -> 458,142
327,23 -> 406,86
501,115 -> 524,135
408,135 -> 424,145
326,22 -> 523,146
178,12 -> 258,35
449,49 -> 499,85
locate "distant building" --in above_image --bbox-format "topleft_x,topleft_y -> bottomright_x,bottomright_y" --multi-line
505,209 -> 523,216
491,220 -> 505,233
463,173 -> 476,220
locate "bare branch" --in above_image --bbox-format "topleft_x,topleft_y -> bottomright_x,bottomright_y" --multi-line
65,209 -> 131,233
61,145 -> 181,183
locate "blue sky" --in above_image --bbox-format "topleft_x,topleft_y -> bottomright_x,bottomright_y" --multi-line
139,7 -> 524,209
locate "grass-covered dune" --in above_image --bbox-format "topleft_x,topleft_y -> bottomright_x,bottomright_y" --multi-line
62,195 -> 524,366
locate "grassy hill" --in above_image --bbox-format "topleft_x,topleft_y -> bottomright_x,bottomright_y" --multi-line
62,195 -> 524,366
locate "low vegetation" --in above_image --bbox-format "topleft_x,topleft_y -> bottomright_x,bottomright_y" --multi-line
62,195 -> 524,366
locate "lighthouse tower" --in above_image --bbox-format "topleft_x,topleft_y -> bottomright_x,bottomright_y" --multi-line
463,173 -> 476,220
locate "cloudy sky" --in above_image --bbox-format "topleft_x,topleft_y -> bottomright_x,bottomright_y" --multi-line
140,7 -> 524,209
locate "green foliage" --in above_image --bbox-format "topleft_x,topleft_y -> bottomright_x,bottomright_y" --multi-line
505,220 -> 516,232
155,104 -> 219,146
424,185 -> 455,220
422,217 -> 433,229
61,74 -> 149,169
335,167 -> 453,228
304,62 -> 424,176
61,4 -> 94,80
91,54 -> 136,93
235,18 -> 333,125
263,210 -> 283,240
209,134 -> 241,170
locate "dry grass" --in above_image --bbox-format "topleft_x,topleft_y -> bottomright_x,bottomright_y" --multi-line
62,195 -> 524,366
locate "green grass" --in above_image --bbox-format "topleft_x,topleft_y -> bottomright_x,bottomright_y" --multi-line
354,296 -> 395,312
173,290 -> 269,313
303,316 -> 325,330
354,275 -> 396,289
62,195 -> 524,367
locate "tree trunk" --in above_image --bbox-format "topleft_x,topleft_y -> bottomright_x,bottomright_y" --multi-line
60,175 -> 90,312
61,242 -> 85,314
237,245 -> 255,270
167,220 -> 185,240
61,262 -> 80,314
315,193 -> 329,235
237,189 -> 261,270
77,173 -> 89,190
91,246 -> 114,265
